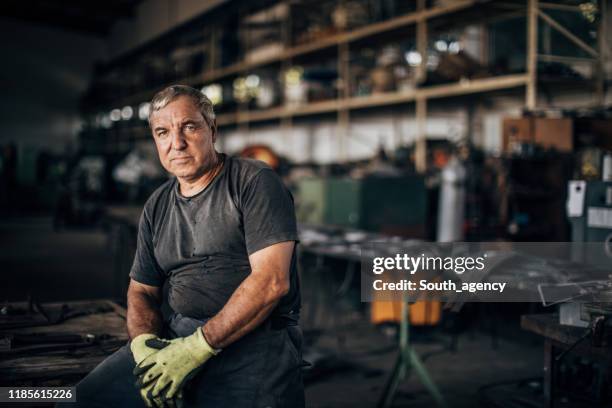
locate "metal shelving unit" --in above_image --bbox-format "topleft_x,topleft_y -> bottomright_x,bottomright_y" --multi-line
118,0 -> 479,106
86,0 -> 608,169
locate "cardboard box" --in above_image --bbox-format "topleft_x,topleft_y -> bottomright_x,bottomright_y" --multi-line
534,118 -> 573,152
502,117 -> 574,153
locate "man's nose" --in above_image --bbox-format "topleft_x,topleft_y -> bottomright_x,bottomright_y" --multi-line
170,129 -> 187,150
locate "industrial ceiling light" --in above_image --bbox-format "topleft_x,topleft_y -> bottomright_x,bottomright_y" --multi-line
245,74 -> 260,88
201,84 -> 223,105
405,50 -> 422,66
110,108 -> 121,122
448,41 -> 461,54
434,40 -> 448,52
101,114 -> 112,129
121,106 -> 133,120
138,102 -> 151,120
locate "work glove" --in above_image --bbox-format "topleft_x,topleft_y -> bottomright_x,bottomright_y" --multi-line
134,328 -> 219,406
130,333 -> 165,365
130,334 -> 177,408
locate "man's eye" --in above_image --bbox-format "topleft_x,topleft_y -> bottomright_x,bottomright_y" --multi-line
157,131 -> 168,138
185,124 -> 196,131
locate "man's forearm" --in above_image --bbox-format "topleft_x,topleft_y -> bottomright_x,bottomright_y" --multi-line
203,271 -> 287,349
127,291 -> 164,339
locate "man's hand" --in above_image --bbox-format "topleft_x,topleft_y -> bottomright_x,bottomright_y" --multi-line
131,333 -> 166,365
134,328 -> 218,404
131,334 -> 176,407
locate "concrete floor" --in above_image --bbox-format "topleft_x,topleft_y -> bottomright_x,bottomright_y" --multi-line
0,216 -> 545,407
303,322 -> 543,407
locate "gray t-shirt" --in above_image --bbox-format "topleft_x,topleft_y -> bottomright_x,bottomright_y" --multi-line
129,154 -> 300,319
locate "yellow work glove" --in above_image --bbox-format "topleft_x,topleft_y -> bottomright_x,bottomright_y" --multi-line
130,334 -> 176,408
134,328 -> 219,405
130,333 -> 164,365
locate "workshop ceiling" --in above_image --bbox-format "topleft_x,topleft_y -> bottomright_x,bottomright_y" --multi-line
0,0 -> 141,36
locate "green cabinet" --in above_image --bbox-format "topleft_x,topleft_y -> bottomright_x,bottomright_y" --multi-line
296,176 -> 427,236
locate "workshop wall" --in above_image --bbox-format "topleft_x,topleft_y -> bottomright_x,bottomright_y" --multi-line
107,0 -> 228,58
0,18 -> 106,153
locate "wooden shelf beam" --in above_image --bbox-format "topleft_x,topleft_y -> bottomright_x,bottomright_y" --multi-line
214,74 -> 528,126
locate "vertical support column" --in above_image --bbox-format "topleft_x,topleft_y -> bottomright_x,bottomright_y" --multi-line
337,41 -> 350,162
416,0 -> 428,85
280,0 -> 293,148
414,0 -> 428,173
415,98 -> 427,173
526,0 -> 538,110
595,0 -> 607,105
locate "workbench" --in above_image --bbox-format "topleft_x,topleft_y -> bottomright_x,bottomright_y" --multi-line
0,299 -> 128,386
521,313 -> 612,408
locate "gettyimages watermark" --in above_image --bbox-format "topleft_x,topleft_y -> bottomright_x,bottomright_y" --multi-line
360,242 -> 612,303
370,253 -> 506,293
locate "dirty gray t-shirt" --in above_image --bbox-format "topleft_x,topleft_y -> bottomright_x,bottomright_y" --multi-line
129,154 -> 300,319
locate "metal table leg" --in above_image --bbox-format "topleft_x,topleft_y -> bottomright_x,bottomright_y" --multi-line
378,301 -> 448,408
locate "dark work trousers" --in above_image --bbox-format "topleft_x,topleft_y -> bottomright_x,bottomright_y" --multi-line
56,313 -> 305,408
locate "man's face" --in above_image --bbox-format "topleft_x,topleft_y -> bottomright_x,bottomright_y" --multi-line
149,95 -> 217,181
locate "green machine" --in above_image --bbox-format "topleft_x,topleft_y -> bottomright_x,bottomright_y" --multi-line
567,181 -> 612,267
296,176 -> 427,236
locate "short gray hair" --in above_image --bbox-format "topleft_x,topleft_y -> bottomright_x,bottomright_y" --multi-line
148,85 -> 216,127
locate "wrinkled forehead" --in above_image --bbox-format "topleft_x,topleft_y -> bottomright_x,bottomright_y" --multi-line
149,95 -> 206,126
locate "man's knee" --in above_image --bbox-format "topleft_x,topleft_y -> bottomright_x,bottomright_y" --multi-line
55,345 -> 140,408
